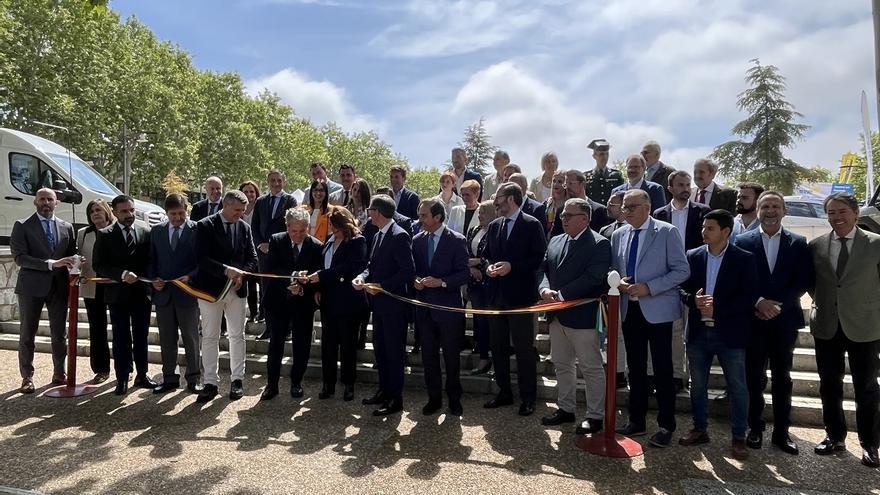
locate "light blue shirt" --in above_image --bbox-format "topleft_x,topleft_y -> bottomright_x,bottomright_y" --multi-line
168,223 -> 183,245
269,191 -> 284,217
646,162 -> 661,181
705,243 -> 729,297
504,208 -> 521,239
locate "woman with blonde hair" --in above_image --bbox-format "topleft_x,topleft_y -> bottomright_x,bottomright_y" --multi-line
529,152 -> 558,202
542,170 -> 568,234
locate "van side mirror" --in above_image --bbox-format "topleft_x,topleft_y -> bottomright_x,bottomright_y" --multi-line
55,188 -> 83,204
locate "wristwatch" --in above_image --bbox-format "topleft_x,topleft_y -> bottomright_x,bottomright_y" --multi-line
440,280 -> 447,288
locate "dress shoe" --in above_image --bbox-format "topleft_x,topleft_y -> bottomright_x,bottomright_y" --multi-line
20,378 -> 35,394
92,372 -> 110,385
679,429 -> 710,446
319,384 -> 335,399
746,430 -> 763,449
152,382 -> 179,394
229,380 -> 244,400
448,400 -> 463,416
196,384 -> 219,403
470,361 -> 492,376
862,447 -> 880,468
518,401 -> 536,416
616,372 -> 628,389
260,386 -> 279,401
814,437 -> 846,455
615,423 -> 647,437
541,408 -> 576,426
51,372 -> 66,385
290,384 -> 304,399
771,433 -> 799,455
422,398 -> 442,416
648,428 -> 673,448
731,438 -> 749,460
133,375 -> 158,389
483,394 -> 514,409
362,390 -> 385,405
114,380 -> 129,395
575,418 -> 604,435
256,329 -> 271,340
186,382 -> 203,394
373,398 -> 403,416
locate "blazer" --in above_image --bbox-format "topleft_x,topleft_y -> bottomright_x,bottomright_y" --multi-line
652,200 -> 711,251
10,213 -> 76,298
147,220 -> 199,308
521,197 -> 547,228
251,191 -> 298,246
412,226 -> 470,322
549,199 -> 609,239
646,162 -> 676,202
264,232 -> 323,309
360,222 -> 416,315
611,179 -> 667,213
191,213 -> 258,299
693,182 -> 737,214
681,244 -> 759,348
447,204 -> 481,236
304,178 -> 343,199
76,225 -> 103,299
317,235 -> 368,315
808,228 -> 880,342
395,187 -> 421,220
303,205 -> 330,243
190,199 -> 221,222
611,217 -> 690,323
93,221 -> 152,305
600,220 -> 625,240
328,188 -> 349,207
538,229 -> 612,328
482,210 -> 547,308
362,213 -> 413,248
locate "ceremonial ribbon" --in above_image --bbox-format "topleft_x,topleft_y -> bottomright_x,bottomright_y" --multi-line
75,276 -> 234,304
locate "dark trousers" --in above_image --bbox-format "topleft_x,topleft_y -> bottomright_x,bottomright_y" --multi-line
246,278 -> 259,319
266,304 -> 315,387
815,326 -> 880,449
320,312 -> 359,389
489,313 -> 537,402
155,302 -> 200,385
469,288 -> 491,359
256,252 -> 268,318
622,302 -> 676,431
17,287 -> 68,379
373,311 -> 408,400
83,285 -> 110,375
108,296 -> 151,380
746,319 -> 798,434
418,311 -> 464,401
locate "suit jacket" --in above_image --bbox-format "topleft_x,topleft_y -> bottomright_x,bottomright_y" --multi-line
611,180 -> 667,213
362,213 -> 413,248
93,221 -> 152,305
646,162 -> 676,202
10,213 -> 76,298
317,235 -> 368,315
251,191 -> 298,246
652,200 -> 711,251
538,229 -> 611,328
600,220 -> 625,240
190,199 -> 222,222
264,232 -> 323,310
482,210 -> 547,307
681,243 -> 759,348
521,197 -> 547,228
360,222 -> 416,315
447,204 -> 481,236
808,228 -> 880,342
328,188 -> 349,207
733,227 -> 811,331
549,199 -> 609,239
412,226 -> 470,322
148,220 -> 199,308
191,214 -> 258,299
611,217 -> 690,323
693,182 -> 737,214
395,187 -> 420,220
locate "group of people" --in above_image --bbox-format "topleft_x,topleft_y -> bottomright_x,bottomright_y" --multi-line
8,139 -> 880,468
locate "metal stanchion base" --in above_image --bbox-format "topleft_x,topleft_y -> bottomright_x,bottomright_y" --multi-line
575,433 -> 644,458
44,384 -> 100,398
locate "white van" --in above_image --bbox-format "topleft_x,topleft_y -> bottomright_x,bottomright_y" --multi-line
0,128 -> 166,242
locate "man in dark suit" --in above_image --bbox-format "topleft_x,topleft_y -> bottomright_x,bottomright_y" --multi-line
364,187 -> 414,244
641,140 -> 676,203
509,173 -> 547,223
692,158 -> 736,214
329,163 -> 357,207
390,165 -> 421,220
611,154 -> 667,213
93,194 -> 155,395
653,170 -> 711,252
538,198 -> 612,433
482,182 -> 547,416
678,209 -> 758,460
148,194 -> 201,394
733,191 -> 811,455
353,194 -> 416,416
451,147 -> 484,199
411,199 -> 470,416
10,188 -> 77,393
191,190 -> 258,403
190,176 -> 223,221
260,207 -> 323,400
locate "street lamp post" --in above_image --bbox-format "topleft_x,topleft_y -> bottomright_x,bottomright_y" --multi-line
121,123 -> 153,195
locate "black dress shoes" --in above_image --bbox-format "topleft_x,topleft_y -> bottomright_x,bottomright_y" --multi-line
575,418 -> 604,435
133,375 -> 158,389
256,329 -> 271,340
448,400 -> 463,416
541,408 -> 576,426
362,390 -> 385,405
153,382 -> 179,394
290,384 -> 304,399
422,399 -> 442,416
771,433 -> 799,455
483,394 -> 514,409
114,380 -> 129,396
814,437 -> 846,455
343,385 -> 355,402
862,447 -> 880,468
196,384 -> 219,403
746,430 -> 763,449
373,398 -> 403,416
229,380 -> 244,401
318,385 -> 335,400
615,423 -> 647,437
260,386 -> 279,401
187,382 -> 203,394
518,401 -> 536,416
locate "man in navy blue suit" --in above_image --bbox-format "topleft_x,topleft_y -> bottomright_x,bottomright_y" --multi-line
678,209 -> 758,460
653,170 -> 710,252
390,165 -> 421,220
353,194 -> 416,416
611,154 -> 667,213
509,173 -> 547,224
411,199 -> 470,416
451,147 -> 484,199
482,182 -> 547,416
733,191 -> 812,455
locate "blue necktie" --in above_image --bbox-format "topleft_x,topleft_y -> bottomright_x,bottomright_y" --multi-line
43,219 -> 55,252
427,233 -> 436,267
627,229 -> 641,283
271,195 -> 280,218
503,218 -> 512,240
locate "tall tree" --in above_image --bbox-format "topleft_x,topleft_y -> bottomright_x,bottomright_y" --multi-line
846,132 -> 879,201
458,116 -> 495,175
712,59 -> 811,194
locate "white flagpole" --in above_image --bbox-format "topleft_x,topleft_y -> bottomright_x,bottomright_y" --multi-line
862,90 -> 876,199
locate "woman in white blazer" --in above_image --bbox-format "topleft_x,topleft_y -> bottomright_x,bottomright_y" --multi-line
447,179 -> 481,235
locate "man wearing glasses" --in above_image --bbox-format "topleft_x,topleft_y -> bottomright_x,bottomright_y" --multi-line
585,139 -> 623,206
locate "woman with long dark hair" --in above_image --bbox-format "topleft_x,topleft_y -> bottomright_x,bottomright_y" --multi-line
304,179 -> 331,242
348,178 -> 371,227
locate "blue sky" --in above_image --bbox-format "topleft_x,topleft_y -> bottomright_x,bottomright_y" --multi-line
112,0 -> 874,180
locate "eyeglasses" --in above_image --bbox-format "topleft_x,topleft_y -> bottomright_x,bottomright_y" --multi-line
366,207 -> 376,212
608,203 -> 622,208
559,213 -> 587,221
622,204 -> 647,212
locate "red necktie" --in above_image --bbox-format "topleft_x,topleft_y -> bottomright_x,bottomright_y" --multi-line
698,189 -> 706,204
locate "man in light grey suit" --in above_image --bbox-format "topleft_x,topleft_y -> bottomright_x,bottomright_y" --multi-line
148,194 -> 202,394
611,189 -> 689,447
10,188 -> 77,394
809,192 -> 880,468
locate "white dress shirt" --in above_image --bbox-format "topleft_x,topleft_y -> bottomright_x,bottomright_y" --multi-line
760,225 -> 782,273
829,226 -> 857,270
670,202 -> 688,245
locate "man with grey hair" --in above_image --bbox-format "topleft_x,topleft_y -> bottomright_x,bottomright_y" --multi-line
641,140 -> 675,202
191,176 -> 224,221
692,158 -> 736,214
191,189 -> 258,403
538,197 -> 612,434
483,150 -> 510,198
611,154 -> 667,213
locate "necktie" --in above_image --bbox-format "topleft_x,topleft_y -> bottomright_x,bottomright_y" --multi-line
836,237 -> 849,279
560,237 -> 572,264
43,219 -> 56,252
225,222 -> 234,250
209,203 -> 218,215
271,196 -> 280,218
372,231 -> 383,259
292,243 -> 300,263
124,226 -> 135,255
698,189 -> 706,204
427,233 -> 436,267
170,226 -> 180,251
627,229 -> 641,283
343,191 -> 350,206
503,218 -> 512,240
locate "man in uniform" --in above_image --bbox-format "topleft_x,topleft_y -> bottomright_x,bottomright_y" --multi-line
585,139 -> 623,206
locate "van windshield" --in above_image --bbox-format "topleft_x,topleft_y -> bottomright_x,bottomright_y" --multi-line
48,153 -> 119,196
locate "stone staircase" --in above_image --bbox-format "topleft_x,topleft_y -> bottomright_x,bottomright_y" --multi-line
0,299 -> 856,427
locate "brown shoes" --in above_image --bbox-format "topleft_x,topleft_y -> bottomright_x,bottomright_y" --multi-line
51,372 -> 66,385
679,429 -> 710,446
92,372 -> 110,384
731,438 -> 749,460
20,378 -> 35,394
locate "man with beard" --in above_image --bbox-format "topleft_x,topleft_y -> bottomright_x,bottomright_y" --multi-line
449,147 -> 483,199
330,163 -> 357,207
610,154 -> 667,214
692,159 -> 736,214
641,140 -> 676,203
483,150 -> 510,199
732,182 -> 764,238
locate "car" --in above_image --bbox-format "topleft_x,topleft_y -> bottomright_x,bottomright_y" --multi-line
783,195 -> 829,241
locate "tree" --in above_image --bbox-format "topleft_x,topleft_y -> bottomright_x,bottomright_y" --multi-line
847,132 -> 879,201
458,116 -> 495,175
712,59 -> 811,194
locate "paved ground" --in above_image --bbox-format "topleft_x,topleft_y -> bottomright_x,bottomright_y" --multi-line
0,350 -> 877,495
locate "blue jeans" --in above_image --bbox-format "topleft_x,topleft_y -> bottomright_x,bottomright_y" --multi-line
688,329 -> 748,438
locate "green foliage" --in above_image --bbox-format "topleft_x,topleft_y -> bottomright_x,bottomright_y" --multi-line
847,132 -> 879,201
711,59 -> 811,195
458,117 -> 495,176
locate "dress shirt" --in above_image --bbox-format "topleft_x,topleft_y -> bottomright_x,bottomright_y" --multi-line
625,220 -> 648,283
168,224 -> 183,245
705,243 -> 728,297
470,228 -> 486,255
551,225 -> 589,301
39,214 -> 58,268
645,162 -> 661,182
269,191 -> 284,218
454,170 -> 465,192
393,188 -> 403,206
829,226 -> 857,270
732,215 -> 759,237
323,235 -> 335,269
626,178 -> 645,190
504,208 -> 522,239
760,225 -> 782,273
670,201 -> 688,245
695,182 -> 717,205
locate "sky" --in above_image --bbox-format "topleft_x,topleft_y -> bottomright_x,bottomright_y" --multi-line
112,0 -> 874,180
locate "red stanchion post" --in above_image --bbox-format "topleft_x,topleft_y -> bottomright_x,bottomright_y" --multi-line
45,271 -> 99,398
575,270 -> 644,458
